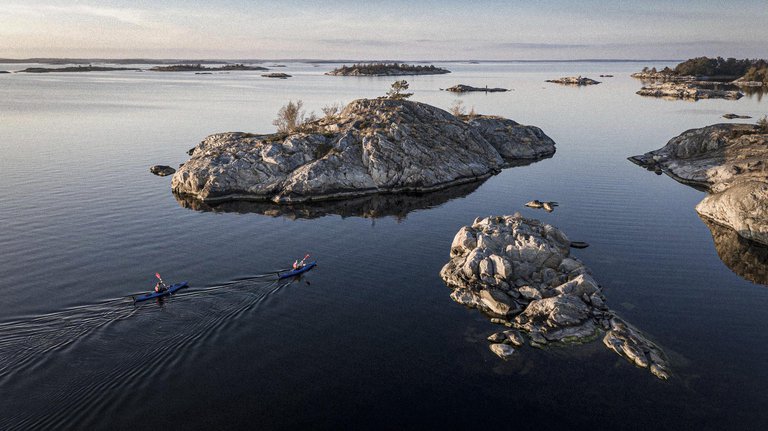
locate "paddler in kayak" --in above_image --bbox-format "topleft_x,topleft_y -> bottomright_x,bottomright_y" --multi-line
154,272 -> 168,293
292,254 -> 310,270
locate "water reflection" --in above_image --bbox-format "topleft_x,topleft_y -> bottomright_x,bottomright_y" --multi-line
701,217 -> 768,286
174,180 -> 484,220
741,86 -> 766,102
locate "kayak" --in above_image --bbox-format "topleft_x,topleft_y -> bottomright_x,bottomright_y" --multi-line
133,281 -> 189,302
278,261 -> 317,279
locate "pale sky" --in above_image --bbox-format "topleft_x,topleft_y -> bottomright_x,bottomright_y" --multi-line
1,0 -> 766,60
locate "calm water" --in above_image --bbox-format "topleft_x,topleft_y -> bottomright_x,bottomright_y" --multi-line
1,61 -> 767,430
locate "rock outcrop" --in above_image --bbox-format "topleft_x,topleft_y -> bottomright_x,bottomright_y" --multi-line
444,84 -> 508,93
545,76 -> 600,86
722,113 -> 752,119
636,82 -> 743,100
629,123 -> 768,247
440,214 -> 671,379
150,165 -> 176,176
172,98 -> 556,203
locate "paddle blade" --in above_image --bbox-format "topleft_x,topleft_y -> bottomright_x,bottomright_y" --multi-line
155,272 -> 162,280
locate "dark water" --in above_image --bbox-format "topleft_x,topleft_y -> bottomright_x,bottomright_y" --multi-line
1,61 -> 767,430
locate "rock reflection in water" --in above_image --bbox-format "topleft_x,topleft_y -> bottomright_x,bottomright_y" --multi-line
701,216 -> 768,286
174,180 -> 484,220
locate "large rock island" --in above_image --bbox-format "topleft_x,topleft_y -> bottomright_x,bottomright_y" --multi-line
629,123 -> 768,247
172,98 -> 556,203
440,214 -> 671,379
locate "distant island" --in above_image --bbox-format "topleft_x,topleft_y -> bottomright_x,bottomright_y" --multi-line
444,84 -> 508,93
262,72 -> 292,79
18,66 -> 140,73
150,63 -> 268,72
632,57 -> 768,86
326,63 -> 450,76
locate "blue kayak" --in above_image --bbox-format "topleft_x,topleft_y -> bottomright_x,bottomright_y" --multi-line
278,261 -> 317,279
133,281 -> 189,302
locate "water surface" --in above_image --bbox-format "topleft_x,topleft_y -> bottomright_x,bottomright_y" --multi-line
1,61 -> 767,430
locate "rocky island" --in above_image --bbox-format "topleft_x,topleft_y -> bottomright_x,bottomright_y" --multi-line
326,63 -> 450,76
636,82 -> 743,100
545,76 -> 600,86
150,63 -> 268,72
171,98 -> 555,203
444,84 -> 508,93
440,214 -> 671,379
629,123 -> 768,247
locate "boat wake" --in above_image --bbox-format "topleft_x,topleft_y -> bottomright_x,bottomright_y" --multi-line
0,270 -> 299,431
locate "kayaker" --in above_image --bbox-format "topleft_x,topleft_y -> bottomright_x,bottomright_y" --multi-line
154,272 -> 167,293
154,280 -> 167,293
292,254 -> 310,270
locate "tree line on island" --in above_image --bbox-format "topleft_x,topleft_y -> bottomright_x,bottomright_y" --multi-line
638,56 -> 768,84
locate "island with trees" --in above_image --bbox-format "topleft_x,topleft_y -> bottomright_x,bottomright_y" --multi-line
632,57 -> 768,86
18,66 -> 141,73
326,62 -> 450,76
149,63 -> 268,72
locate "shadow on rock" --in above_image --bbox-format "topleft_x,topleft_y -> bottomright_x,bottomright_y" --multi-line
174,180 -> 484,220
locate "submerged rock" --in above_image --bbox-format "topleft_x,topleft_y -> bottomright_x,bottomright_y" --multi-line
440,214 -> 670,379
629,123 -> 768,247
150,165 -> 176,176
722,113 -> 752,119
545,76 -> 600,86
172,98 -> 556,204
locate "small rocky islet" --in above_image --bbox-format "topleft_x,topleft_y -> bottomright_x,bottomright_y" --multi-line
440,214 -> 671,379
545,76 -> 600,86
171,98 -> 556,203
630,123 -> 768,247
444,84 -> 508,93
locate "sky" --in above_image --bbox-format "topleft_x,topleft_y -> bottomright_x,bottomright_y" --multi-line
1,0 -> 767,60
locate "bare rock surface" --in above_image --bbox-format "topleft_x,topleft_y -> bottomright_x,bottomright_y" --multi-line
545,76 -> 600,86
629,123 -> 768,246
441,214 -> 670,378
172,98 -> 555,203
636,82 -> 743,100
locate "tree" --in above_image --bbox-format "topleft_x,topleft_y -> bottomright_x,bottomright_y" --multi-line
386,80 -> 413,100
449,100 -> 466,116
273,100 -> 307,134
758,115 -> 768,133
